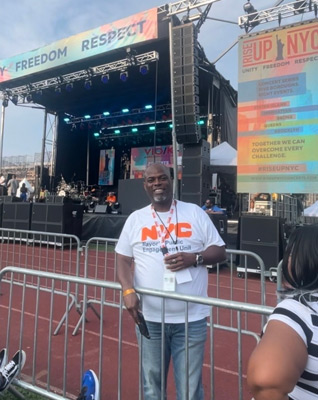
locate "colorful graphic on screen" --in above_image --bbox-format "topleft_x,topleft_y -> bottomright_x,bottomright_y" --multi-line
130,145 -> 182,179
98,149 -> 115,185
237,21 -> 318,193
0,8 -> 158,83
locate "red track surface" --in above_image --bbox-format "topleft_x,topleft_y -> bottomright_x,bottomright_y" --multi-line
0,244 -> 277,399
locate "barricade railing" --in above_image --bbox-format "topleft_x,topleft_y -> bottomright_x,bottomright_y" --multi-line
0,228 -> 82,335
77,238 -> 272,334
0,266 -> 273,400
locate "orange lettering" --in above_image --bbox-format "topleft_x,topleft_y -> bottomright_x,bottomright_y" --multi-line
141,226 -> 157,241
176,222 -> 192,238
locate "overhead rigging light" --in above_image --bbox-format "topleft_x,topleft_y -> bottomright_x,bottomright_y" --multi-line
243,0 -> 260,30
65,82 -> 73,92
2,97 -> 9,108
120,71 -> 128,82
139,65 -> 149,75
11,94 -> 19,106
101,74 -> 109,84
84,80 -> 92,90
26,93 -> 33,103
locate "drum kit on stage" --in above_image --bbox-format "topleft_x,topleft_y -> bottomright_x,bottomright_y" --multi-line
56,177 -> 101,211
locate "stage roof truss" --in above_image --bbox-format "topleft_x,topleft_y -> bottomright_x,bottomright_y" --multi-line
3,50 -> 159,102
64,103 -> 172,125
238,0 -> 318,29
166,0 -> 220,16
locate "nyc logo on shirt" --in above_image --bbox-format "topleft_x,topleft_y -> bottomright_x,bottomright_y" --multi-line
141,223 -> 192,241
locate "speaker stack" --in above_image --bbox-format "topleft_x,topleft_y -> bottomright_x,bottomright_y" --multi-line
2,203 -> 33,237
172,22 -> 201,144
180,140 -> 211,207
31,203 -> 84,242
239,215 -> 284,272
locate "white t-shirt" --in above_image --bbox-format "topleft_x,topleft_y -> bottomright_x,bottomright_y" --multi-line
269,298 -> 318,400
115,200 -> 225,323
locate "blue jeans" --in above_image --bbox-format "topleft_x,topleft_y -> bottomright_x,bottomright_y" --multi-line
136,318 -> 207,400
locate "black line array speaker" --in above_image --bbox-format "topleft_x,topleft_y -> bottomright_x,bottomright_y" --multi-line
172,22 -> 201,144
31,203 -> 84,240
2,203 -> 32,234
180,140 -> 211,206
240,215 -> 284,270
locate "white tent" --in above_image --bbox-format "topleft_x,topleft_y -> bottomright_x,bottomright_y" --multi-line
303,201 -> 318,216
210,142 -> 237,166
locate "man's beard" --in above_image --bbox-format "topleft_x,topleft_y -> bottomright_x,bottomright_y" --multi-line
153,193 -> 168,203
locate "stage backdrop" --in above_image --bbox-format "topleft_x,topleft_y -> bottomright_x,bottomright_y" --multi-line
130,145 -> 182,179
98,149 -> 115,185
237,20 -> 318,193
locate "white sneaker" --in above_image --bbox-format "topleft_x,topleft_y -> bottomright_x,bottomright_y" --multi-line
0,350 -> 26,392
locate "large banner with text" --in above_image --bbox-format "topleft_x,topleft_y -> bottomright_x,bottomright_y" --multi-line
0,8 -> 158,83
237,20 -> 318,193
130,145 -> 182,179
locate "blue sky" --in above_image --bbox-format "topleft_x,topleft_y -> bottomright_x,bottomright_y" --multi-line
0,0 -> 308,156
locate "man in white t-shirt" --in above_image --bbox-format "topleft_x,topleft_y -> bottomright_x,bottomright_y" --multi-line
115,163 -> 226,400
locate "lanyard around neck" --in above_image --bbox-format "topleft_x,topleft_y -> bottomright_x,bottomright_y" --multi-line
151,200 -> 177,249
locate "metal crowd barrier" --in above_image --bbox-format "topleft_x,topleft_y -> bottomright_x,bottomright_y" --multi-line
0,266 -> 273,400
0,228 -> 82,335
76,238 -> 273,335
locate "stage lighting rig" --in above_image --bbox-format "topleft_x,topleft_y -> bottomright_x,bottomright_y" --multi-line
101,74 -> 109,84
139,64 -> 149,75
2,95 -> 9,108
26,93 -> 33,103
242,0 -> 260,31
11,94 -> 19,106
239,1 -> 318,29
126,47 -> 137,66
65,82 -> 73,92
84,79 -> 92,90
120,71 -> 128,82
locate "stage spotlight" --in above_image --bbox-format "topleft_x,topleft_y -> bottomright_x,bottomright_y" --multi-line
294,0 -> 307,13
26,93 -> 33,103
103,111 -> 110,116
139,64 -> 149,75
120,71 -> 128,82
84,80 -> 92,90
11,95 -> 18,105
243,0 -> 259,29
101,74 -> 109,84
114,129 -> 120,134
63,117 -> 70,122
84,114 -> 91,119
65,82 -> 73,92
132,128 -> 138,133
145,105 -> 153,110
122,108 -> 129,113
2,98 -> 8,108
93,132 -> 100,137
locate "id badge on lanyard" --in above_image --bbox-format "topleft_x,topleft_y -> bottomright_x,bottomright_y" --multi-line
151,202 -> 177,292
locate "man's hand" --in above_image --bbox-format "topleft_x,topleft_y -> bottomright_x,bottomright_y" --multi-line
164,252 -> 196,272
123,291 -> 140,324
